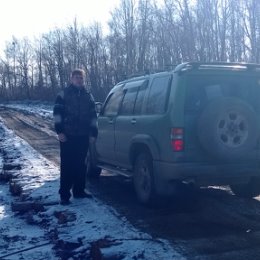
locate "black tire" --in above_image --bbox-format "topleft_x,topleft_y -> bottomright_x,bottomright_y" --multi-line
85,150 -> 101,179
230,178 -> 260,198
197,97 -> 259,161
133,152 -> 157,205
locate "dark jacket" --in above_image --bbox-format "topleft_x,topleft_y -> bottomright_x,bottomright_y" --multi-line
53,85 -> 98,137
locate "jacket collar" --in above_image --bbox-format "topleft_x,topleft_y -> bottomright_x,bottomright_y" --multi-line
68,84 -> 86,92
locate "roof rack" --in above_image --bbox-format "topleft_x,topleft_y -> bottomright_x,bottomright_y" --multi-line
127,70 -> 150,79
174,62 -> 260,73
126,68 -> 173,79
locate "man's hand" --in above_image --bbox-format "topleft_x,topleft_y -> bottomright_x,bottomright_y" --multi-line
58,133 -> 67,142
89,137 -> 96,143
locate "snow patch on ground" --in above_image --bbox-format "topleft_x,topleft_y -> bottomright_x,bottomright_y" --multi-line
1,100 -> 53,120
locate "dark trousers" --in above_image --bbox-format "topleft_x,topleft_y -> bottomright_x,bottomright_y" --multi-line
59,135 -> 89,200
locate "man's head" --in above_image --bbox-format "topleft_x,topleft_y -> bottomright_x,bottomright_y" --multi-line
71,69 -> 85,88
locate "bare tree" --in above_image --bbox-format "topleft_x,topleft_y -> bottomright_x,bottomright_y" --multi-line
109,0 -> 137,76
15,38 -> 33,98
41,34 -> 58,95
243,0 -> 260,62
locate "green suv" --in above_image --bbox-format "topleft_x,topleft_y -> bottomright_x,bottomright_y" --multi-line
87,62 -> 260,204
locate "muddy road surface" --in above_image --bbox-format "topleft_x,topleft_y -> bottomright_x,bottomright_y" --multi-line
1,106 -> 260,260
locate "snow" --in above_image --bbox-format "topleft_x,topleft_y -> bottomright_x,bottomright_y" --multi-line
0,183 -> 54,259
1,100 -> 53,120
0,103 -> 185,260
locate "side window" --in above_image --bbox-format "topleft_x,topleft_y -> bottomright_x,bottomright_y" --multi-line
103,88 -> 124,116
146,75 -> 171,114
120,80 -> 148,115
120,88 -> 138,115
134,83 -> 148,114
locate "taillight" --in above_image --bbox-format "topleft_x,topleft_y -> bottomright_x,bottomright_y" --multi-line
171,128 -> 184,151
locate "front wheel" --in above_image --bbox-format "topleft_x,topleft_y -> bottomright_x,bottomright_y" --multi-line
133,152 -> 157,205
230,178 -> 260,198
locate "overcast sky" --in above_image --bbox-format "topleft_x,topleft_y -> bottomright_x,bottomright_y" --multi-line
0,0 -> 120,51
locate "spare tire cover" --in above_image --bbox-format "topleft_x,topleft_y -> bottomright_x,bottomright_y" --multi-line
197,97 -> 259,161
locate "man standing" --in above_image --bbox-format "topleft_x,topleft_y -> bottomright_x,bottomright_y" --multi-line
53,69 -> 98,205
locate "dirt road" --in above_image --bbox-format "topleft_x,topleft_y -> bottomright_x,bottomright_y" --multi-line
1,106 -> 260,259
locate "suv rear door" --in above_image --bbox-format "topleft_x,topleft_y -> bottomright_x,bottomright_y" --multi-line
114,79 -> 148,168
114,74 -> 172,168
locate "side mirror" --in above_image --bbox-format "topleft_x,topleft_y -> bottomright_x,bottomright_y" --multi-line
95,102 -> 103,115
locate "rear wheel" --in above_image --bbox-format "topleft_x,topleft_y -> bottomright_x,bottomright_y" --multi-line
230,178 -> 260,198
133,152 -> 157,205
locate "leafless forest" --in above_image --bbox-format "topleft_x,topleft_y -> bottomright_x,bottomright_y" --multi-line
0,0 -> 259,101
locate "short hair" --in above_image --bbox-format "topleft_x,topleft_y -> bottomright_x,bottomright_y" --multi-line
71,69 -> 85,78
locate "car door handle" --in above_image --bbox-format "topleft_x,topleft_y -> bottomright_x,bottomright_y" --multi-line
131,118 -> 137,124
108,119 -> 114,124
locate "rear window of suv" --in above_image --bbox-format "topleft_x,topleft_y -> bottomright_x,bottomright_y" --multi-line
185,74 -> 260,115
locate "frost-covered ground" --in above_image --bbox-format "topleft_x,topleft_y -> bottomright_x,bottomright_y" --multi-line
0,102 -> 184,259
0,100 -> 53,119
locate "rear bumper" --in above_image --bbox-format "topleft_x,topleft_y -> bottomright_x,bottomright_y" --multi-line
153,160 -> 260,194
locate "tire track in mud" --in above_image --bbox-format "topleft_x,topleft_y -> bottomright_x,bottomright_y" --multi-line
0,107 -> 60,165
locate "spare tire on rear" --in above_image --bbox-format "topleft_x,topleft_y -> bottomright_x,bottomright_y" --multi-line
197,97 -> 259,161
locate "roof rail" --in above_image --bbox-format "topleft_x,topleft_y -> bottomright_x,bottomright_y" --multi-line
174,62 -> 260,73
127,71 -> 150,79
126,68 -> 173,79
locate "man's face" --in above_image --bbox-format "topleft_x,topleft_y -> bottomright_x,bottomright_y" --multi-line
71,74 -> 85,88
